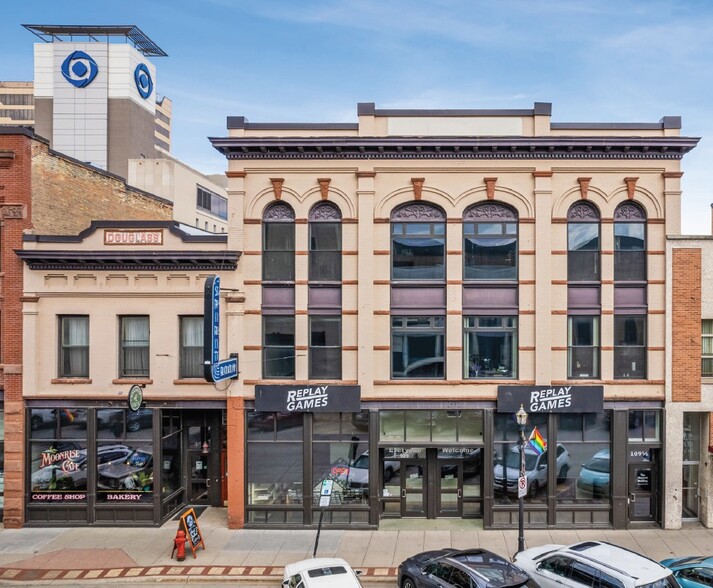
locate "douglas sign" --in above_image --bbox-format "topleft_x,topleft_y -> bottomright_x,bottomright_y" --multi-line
497,385 -> 603,413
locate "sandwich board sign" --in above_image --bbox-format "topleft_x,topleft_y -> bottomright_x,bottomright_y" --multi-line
179,508 -> 205,558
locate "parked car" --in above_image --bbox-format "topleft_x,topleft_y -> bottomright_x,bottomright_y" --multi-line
514,541 -> 679,588
576,449 -> 610,499
399,548 -> 533,588
283,557 -> 363,588
494,443 -> 570,498
346,450 -> 400,487
661,556 -> 713,588
96,448 -> 153,491
97,409 -> 153,435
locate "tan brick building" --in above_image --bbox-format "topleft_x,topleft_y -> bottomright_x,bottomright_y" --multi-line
210,102 -> 700,530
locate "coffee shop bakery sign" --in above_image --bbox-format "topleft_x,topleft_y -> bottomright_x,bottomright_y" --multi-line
255,385 -> 361,412
497,385 -> 604,413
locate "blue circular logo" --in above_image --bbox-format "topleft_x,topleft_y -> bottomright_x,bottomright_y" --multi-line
134,63 -> 153,99
61,51 -> 98,88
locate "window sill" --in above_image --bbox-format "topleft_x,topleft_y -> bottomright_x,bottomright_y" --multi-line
51,378 -> 92,385
173,378 -> 213,385
112,378 -> 153,385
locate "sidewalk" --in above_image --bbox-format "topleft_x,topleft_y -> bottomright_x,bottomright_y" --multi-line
1,508 -> 713,584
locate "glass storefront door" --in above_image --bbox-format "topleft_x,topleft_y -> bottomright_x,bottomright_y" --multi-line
184,411 -> 222,506
682,413 -> 701,520
438,460 -> 462,517
628,463 -> 656,521
400,459 -> 426,516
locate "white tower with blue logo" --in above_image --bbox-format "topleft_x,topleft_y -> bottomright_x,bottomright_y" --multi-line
25,25 -> 166,178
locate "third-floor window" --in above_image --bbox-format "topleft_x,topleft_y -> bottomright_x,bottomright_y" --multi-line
614,201 -> 647,282
567,202 -> 600,282
309,202 -> 342,282
463,202 -> 518,281
391,202 -> 445,281
263,202 -> 295,282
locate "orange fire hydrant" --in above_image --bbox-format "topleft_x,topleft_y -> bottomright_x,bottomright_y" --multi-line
171,529 -> 188,562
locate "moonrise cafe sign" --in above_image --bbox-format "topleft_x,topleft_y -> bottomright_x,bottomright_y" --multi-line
497,385 -> 604,414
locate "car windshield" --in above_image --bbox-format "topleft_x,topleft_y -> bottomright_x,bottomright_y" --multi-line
504,451 -> 538,470
639,575 -> 680,588
583,457 -> 610,473
124,451 -> 150,468
352,455 -> 369,468
307,566 -> 347,578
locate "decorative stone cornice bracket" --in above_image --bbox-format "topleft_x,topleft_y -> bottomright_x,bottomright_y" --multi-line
317,178 -> 331,200
484,177 -> 497,200
411,178 -> 425,200
578,177 -> 592,200
270,178 -> 284,200
624,177 -> 639,200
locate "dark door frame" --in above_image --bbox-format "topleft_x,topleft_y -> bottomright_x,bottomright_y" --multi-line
627,462 -> 656,522
183,410 -> 222,507
400,458 -> 427,517
437,459 -> 463,517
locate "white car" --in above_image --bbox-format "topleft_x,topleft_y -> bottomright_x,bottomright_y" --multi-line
514,541 -> 678,588
283,558 -> 363,588
494,443 -> 570,498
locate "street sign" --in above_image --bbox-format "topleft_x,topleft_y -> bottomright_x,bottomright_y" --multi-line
518,476 -> 527,498
320,479 -> 334,496
319,495 -> 330,507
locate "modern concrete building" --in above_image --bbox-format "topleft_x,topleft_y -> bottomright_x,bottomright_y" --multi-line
210,101 -> 700,530
23,24 -> 170,178
0,82 -> 34,125
665,230 -> 713,529
128,155 -> 228,234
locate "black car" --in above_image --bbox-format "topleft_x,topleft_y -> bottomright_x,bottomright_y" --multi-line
398,548 -> 533,588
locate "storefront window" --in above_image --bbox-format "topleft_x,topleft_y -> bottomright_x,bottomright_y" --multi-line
29,408 -> 88,503
557,413 -> 611,504
312,412 -> 370,507
628,410 -> 661,442
494,413 -> 548,504
380,410 -> 483,443
96,409 -> 153,503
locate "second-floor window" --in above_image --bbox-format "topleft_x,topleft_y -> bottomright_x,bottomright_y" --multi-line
464,316 -> 517,379
309,316 -> 341,379
120,316 -> 149,378
180,316 -> 203,378
568,316 -> 599,379
264,316 -> 295,379
392,316 -> 445,379
614,316 -> 646,379
59,316 -> 89,378
567,202 -> 600,282
703,320 -> 713,377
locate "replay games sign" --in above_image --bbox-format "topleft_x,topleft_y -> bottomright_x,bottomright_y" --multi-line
497,385 -> 603,413
255,385 -> 361,413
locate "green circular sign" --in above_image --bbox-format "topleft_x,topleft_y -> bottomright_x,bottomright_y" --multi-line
128,385 -> 143,412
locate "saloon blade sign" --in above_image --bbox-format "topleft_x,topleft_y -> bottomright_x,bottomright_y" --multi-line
203,275 -> 238,383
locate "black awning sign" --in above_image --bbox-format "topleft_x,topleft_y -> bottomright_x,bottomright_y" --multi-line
497,385 -> 604,413
255,385 -> 361,413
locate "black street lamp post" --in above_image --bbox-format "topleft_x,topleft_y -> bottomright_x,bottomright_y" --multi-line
515,403 -> 528,555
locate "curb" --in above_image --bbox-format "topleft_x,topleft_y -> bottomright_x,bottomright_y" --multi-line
0,565 -> 399,583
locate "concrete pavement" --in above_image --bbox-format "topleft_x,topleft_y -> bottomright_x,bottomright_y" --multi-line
1,508 -> 713,584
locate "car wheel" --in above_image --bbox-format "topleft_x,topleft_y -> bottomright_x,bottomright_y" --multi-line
384,467 -> 394,482
402,576 -> 417,588
31,415 -> 43,431
557,465 -> 569,484
528,480 -> 539,498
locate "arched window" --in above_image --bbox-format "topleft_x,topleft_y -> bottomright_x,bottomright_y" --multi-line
567,202 -> 600,282
308,202 -> 342,379
613,201 -> 647,379
308,202 -> 342,282
463,202 -> 518,281
262,202 -> 295,282
262,202 -> 295,379
391,202 -> 446,281
614,201 -> 647,282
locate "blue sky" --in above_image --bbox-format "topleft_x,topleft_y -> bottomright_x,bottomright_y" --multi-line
4,1 -> 713,233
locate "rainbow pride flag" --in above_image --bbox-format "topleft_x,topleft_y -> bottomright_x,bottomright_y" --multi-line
528,427 -> 547,455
